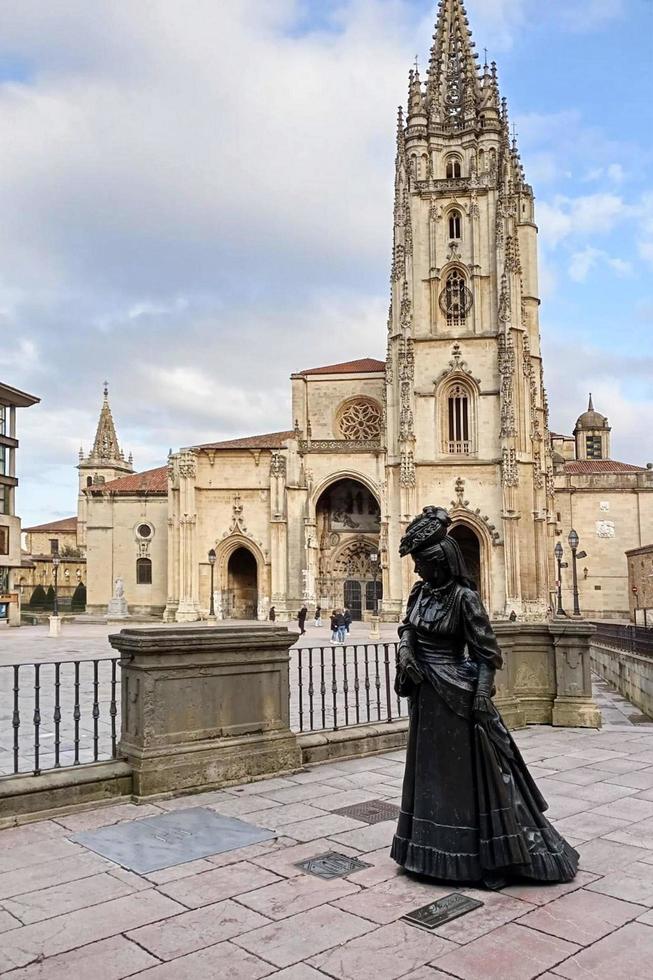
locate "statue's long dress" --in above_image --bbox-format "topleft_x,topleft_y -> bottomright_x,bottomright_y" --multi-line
391,582 -> 579,883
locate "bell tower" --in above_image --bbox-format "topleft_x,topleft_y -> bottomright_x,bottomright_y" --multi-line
77,383 -> 134,548
384,0 -> 554,619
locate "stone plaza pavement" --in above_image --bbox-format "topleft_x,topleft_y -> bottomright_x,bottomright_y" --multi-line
1,680 -> 653,979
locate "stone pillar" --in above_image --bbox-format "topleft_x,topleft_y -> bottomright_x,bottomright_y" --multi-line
110,625 -> 303,798
551,620 -> 601,729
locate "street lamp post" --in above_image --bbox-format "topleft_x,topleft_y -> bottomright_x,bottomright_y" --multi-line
208,549 -> 217,623
52,553 -> 60,618
568,529 -> 588,618
554,541 -> 567,617
369,551 -> 380,640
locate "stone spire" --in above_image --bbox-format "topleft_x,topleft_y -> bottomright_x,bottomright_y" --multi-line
82,383 -> 133,473
426,0 -> 480,127
588,393 -> 594,412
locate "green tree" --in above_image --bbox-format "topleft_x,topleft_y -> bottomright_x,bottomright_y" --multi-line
29,585 -> 47,609
71,582 -> 87,611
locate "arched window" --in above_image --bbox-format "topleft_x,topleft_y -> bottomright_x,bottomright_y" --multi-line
440,269 -> 471,327
136,557 -> 152,585
446,156 -> 462,179
448,209 -> 462,240
447,384 -> 471,454
86,476 -> 93,487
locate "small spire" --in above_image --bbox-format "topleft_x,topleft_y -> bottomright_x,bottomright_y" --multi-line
588,393 -> 594,412
103,380 -> 109,400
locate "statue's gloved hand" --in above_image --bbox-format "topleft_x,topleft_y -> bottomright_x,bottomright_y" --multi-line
473,663 -> 496,723
398,634 -> 423,685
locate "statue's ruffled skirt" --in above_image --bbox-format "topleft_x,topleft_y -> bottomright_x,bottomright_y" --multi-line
391,680 -> 579,884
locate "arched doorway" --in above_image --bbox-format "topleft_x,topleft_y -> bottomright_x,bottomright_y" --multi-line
315,477 -> 381,621
450,524 -> 482,598
225,547 -> 258,620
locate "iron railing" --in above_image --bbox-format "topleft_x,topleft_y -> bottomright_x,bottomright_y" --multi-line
290,643 -> 408,733
592,623 -> 653,659
0,658 -> 120,777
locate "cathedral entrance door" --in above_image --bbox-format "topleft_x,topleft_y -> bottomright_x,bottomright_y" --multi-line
450,525 -> 482,601
226,547 -> 258,620
344,580 -> 362,621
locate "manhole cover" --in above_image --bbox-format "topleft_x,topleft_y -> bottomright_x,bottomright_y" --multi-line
296,851 -> 372,880
333,799 -> 400,824
403,894 -> 483,931
70,807 -> 275,874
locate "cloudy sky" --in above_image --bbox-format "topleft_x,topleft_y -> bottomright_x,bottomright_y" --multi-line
1,0 -> 652,525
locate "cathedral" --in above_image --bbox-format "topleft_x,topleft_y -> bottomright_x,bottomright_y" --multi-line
70,1 -> 652,624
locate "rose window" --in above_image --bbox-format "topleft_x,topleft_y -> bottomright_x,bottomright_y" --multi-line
338,399 -> 383,441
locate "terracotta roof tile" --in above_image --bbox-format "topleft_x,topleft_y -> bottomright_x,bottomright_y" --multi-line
88,466 -> 168,495
23,516 -> 78,533
564,460 -> 647,475
195,430 -> 295,451
296,358 -> 385,377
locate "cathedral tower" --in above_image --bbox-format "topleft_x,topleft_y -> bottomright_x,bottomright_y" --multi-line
384,0 -> 553,619
77,384 -> 134,548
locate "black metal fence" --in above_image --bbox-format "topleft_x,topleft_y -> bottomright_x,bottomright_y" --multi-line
592,623 -> 653,659
290,643 -> 408,733
0,658 -> 120,777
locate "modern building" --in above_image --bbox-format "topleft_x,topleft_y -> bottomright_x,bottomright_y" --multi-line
0,381 -> 40,623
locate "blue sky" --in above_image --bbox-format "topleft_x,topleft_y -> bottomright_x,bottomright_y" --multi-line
0,0 -> 651,525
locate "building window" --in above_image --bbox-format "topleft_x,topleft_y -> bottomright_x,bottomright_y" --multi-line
365,580 -> 383,611
337,398 -> 383,441
440,269 -> 472,327
50,538 -> 59,555
86,476 -> 93,487
0,446 -> 6,476
447,384 -> 471,454
136,557 -> 152,585
0,406 -> 6,436
586,435 -> 603,459
446,157 -> 462,179
448,209 -> 462,240
0,486 -> 9,516
137,523 -> 152,539
0,525 -> 8,556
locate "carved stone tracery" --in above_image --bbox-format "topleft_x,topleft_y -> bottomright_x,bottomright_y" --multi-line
337,399 -> 383,441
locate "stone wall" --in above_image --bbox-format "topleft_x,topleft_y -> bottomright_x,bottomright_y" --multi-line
591,640 -> 653,720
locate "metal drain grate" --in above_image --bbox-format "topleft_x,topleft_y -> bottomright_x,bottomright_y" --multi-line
333,799 -> 401,825
403,894 -> 484,931
296,851 -> 372,880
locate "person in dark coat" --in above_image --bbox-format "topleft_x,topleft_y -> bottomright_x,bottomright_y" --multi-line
314,605 -> 322,628
392,505 -> 578,889
297,605 -> 308,635
343,608 -> 352,634
334,610 -> 347,644
330,610 -> 338,643
268,606 -> 276,622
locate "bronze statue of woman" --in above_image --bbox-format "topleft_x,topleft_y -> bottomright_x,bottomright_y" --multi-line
391,506 -> 578,888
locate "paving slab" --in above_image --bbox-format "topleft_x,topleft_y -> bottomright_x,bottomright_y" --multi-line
0,890 -> 184,974
553,921 -> 653,979
2,870 -> 148,924
129,940 -> 274,979
517,887 -> 641,945
155,860 -> 282,908
586,860 -> 653,905
232,904 -> 376,968
310,920 -> 457,980
431,922 -> 580,980
0,935 -> 159,980
126,898 -> 270,960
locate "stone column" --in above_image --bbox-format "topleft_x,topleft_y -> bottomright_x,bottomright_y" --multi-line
111,625 -> 303,798
550,620 -> 601,729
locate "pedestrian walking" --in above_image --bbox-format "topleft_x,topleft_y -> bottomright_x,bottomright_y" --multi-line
269,606 -> 276,622
335,609 -> 347,644
343,607 -> 352,635
297,605 -> 308,635
314,605 -> 322,628
330,610 -> 338,643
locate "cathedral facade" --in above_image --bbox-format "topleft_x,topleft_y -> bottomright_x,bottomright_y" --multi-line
78,1 -> 652,624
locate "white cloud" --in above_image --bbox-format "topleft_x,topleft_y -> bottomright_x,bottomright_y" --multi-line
561,0 -> 626,31
538,193 -> 625,247
569,246 -> 632,282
